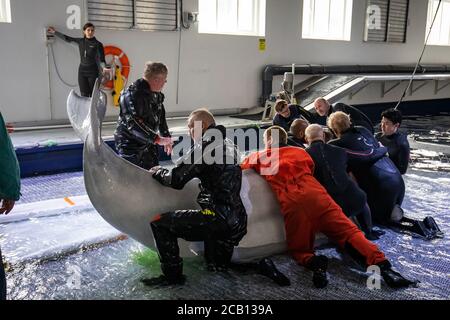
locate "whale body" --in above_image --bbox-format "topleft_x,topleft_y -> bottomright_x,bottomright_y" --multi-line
67,81 -> 286,262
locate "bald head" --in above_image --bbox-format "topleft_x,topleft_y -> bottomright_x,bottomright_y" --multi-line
313,97 -> 331,116
305,124 -> 325,144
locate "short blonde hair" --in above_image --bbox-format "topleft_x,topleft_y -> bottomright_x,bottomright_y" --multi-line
274,99 -> 288,113
264,125 -> 288,145
188,108 -> 216,128
143,61 -> 168,80
327,111 -> 351,136
290,118 -> 309,139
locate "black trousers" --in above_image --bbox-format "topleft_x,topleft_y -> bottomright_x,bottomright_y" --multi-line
150,209 -> 235,277
0,247 -> 6,300
78,66 -> 99,97
116,144 -> 159,170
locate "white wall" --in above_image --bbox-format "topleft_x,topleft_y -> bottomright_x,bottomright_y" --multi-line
0,0 -> 449,123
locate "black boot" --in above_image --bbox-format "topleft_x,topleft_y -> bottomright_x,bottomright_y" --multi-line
377,261 -> 417,289
306,255 -> 328,289
142,262 -> 186,286
141,274 -> 186,286
257,258 -> 291,287
423,217 -> 444,238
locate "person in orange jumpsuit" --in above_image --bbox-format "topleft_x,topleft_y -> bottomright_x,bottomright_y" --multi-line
241,125 -> 415,289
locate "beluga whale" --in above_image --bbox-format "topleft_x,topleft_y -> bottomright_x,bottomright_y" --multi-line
66,79 -> 287,262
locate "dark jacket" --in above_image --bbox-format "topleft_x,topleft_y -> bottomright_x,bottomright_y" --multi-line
287,135 -> 306,148
330,103 -> 374,134
153,125 -> 247,243
329,126 -> 404,222
273,104 -> 313,132
328,126 -> 387,171
375,131 -> 410,174
306,140 -> 366,216
114,78 -> 170,152
55,31 -> 106,73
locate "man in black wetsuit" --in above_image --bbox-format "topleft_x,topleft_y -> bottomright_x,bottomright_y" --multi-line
305,124 -> 383,240
314,97 -> 374,134
114,62 -> 173,170
48,23 -> 108,97
376,108 -> 410,174
273,99 -> 314,132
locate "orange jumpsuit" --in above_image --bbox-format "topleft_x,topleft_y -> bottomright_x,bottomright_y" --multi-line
241,146 -> 387,267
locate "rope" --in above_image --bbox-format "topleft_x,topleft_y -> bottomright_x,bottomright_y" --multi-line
394,0 -> 442,110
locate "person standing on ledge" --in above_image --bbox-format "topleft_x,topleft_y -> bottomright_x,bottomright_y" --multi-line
47,22 -> 108,97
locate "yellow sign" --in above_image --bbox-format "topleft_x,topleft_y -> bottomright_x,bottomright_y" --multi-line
259,38 -> 266,52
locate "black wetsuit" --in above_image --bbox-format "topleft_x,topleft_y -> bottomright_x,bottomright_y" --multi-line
55,31 -> 106,97
329,126 -> 404,224
376,131 -> 410,174
114,78 -> 170,169
287,136 -> 306,148
318,103 -> 374,134
151,125 -> 247,279
273,105 -> 314,132
306,141 -> 367,217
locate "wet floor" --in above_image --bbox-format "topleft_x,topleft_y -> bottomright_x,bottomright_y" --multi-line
1,115 -> 450,300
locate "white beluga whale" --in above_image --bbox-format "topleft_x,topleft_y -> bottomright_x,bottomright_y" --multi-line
67,80 -> 286,262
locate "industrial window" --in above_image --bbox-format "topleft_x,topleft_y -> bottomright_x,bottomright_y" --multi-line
198,0 -> 266,37
302,0 -> 353,41
0,0 -> 11,23
364,0 -> 409,43
87,0 -> 178,31
426,0 -> 450,46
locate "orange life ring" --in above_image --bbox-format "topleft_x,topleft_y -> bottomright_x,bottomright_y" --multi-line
103,45 -> 130,90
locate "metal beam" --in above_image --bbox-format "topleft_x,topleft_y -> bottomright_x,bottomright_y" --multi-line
435,80 -> 450,94
303,74 -> 450,110
409,80 -> 428,95
381,81 -> 403,97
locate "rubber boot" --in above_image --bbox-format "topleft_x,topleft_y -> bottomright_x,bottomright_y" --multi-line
141,262 -> 186,286
377,260 -> 417,289
423,216 -> 444,238
257,258 -> 291,287
306,255 -> 328,289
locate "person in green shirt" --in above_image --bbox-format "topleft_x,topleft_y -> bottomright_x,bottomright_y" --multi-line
0,112 -> 21,300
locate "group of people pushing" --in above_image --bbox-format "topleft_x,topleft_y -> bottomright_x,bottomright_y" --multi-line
111,60 -> 442,290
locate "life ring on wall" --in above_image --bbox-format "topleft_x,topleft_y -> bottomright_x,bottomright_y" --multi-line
103,45 -> 130,91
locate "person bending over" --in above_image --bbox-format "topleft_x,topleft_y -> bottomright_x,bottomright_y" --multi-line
314,97 -> 374,134
145,109 -> 288,286
305,124 -> 384,240
241,125 -> 414,289
328,112 -> 442,239
288,118 -> 309,148
273,99 -> 313,132
114,62 -> 173,169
